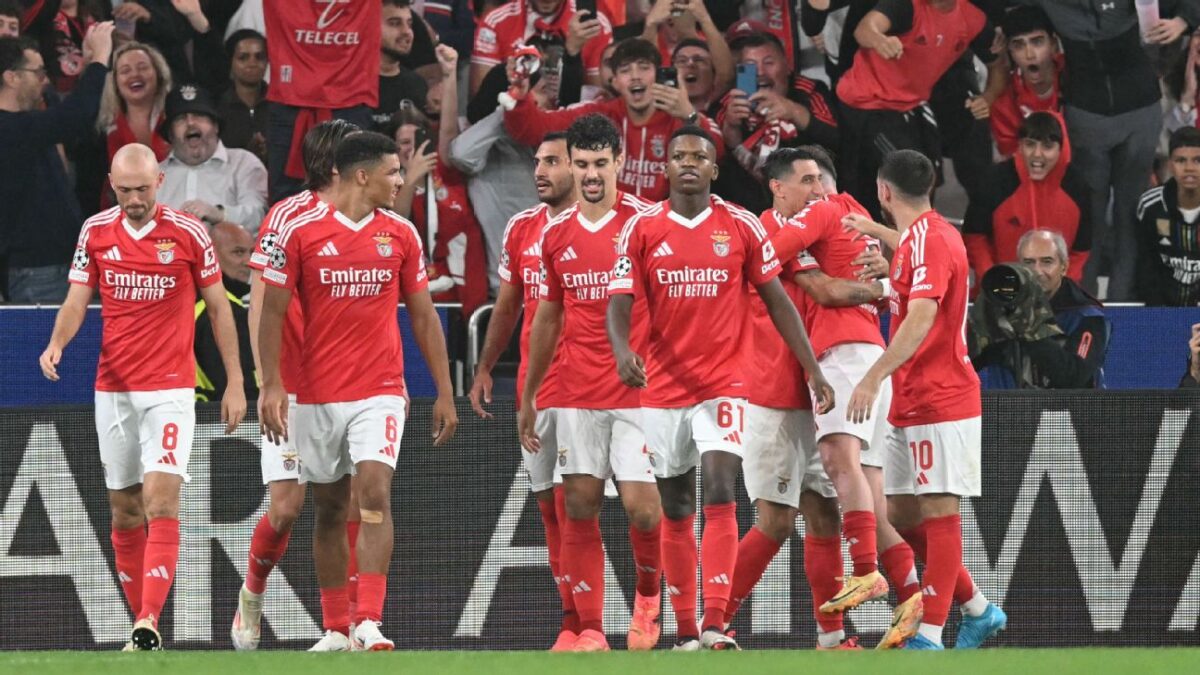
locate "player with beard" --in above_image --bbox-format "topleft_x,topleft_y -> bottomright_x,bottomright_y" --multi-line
846,150 -> 1002,650
469,131 -> 583,650
41,143 -> 246,651
518,115 -> 661,653
260,132 -> 458,651
607,126 -> 833,650
504,38 -> 723,201
723,146 -> 892,650
231,119 -> 361,651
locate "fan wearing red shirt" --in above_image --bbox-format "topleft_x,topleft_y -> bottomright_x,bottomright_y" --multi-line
471,0 -> 612,96
836,0 -> 1006,218
720,146 -> 891,651
516,116 -> 660,653
990,6 -> 1062,159
607,126 -> 833,650
468,132 -> 581,648
39,144 -> 247,652
504,38 -> 724,202
259,132 -> 458,652
846,150 -> 1002,650
232,120 -> 361,652
263,0 -> 380,203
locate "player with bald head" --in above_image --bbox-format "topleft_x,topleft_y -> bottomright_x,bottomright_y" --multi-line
40,142 -> 246,651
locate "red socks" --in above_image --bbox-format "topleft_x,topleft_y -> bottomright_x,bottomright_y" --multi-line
842,510 -> 878,577
661,514 -> 698,639
552,487 -> 579,632
346,520 -> 360,608
629,523 -> 662,598
880,541 -> 920,604
319,586 -> 351,636
112,524 -> 146,615
700,503 -> 738,631
901,522 -> 977,606
723,526 -> 782,625
562,516 -> 605,634
355,572 -> 387,624
919,514 -> 962,627
246,515 -> 291,595
804,534 -> 845,634
138,517 -> 180,622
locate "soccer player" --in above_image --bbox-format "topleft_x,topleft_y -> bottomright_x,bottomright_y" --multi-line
607,126 -> 833,650
468,131 -> 581,649
724,146 -> 893,651
259,132 -> 458,651
517,115 -> 661,653
846,149 -> 1006,650
39,143 -> 247,651
231,119 -> 361,651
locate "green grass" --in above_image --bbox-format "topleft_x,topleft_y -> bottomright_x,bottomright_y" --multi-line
2,649 -> 1198,675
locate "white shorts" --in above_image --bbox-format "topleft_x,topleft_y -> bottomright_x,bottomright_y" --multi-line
813,344 -> 894,469
553,408 -> 655,484
884,417 -> 982,497
642,397 -> 746,479
524,408 -> 558,493
743,405 -> 836,508
260,394 -> 302,484
95,388 -> 195,490
293,395 -> 408,484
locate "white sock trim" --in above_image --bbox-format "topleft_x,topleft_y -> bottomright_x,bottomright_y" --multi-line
962,590 -> 989,617
917,622 -> 944,645
817,629 -> 846,648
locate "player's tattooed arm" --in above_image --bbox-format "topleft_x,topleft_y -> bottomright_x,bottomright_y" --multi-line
757,277 -> 835,413
794,269 -> 883,307
39,283 -> 94,382
606,294 -> 647,389
518,299 -> 565,451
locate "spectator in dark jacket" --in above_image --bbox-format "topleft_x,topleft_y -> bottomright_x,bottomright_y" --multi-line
0,26 -> 111,303
216,29 -> 269,165
195,221 -> 257,402
112,0 -> 226,94
965,111 -> 1091,288
1136,127 -> 1200,306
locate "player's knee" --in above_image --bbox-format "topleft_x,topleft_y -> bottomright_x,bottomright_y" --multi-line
627,502 -> 662,532
659,491 -> 695,521
109,502 -> 144,530
801,498 -> 840,539
755,506 -> 795,542
313,497 -> 349,529
702,477 -> 737,506
564,490 -> 601,520
268,501 -> 303,532
887,496 -> 921,532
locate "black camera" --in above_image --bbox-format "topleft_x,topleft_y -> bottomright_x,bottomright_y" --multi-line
981,263 -> 1024,308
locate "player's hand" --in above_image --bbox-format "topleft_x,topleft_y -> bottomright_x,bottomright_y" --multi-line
566,11 -> 603,56
846,375 -> 881,424
468,369 -> 495,419
651,82 -> 694,119
842,213 -> 887,240
518,399 -> 540,452
435,43 -> 458,77
1146,17 -> 1188,45
431,394 -> 458,446
852,245 -> 889,281
964,96 -> 991,120
810,373 -> 835,415
615,350 -> 647,388
39,345 -> 63,382
873,35 -> 903,60
221,383 -> 247,434
260,381 -> 289,444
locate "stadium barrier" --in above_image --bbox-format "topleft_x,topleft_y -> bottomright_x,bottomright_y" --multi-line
1,391 -> 1198,650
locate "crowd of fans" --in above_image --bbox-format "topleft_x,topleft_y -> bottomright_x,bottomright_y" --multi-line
3,0 -> 1200,389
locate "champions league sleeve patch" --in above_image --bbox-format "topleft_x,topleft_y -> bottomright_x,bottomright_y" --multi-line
613,255 -> 633,278
259,232 -> 278,255
71,247 -> 89,271
269,247 -> 287,270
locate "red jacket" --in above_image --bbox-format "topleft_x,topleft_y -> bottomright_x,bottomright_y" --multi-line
990,55 -> 1064,158
964,112 -> 1091,288
504,95 -> 724,201
411,161 -> 490,316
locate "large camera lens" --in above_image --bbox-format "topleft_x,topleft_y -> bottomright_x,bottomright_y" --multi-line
981,264 -> 1023,307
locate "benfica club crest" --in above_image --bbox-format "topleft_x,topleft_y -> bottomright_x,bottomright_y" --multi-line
155,241 -> 176,264
650,135 -> 666,159
711,231 -> 731,257
374,235 -> 394,257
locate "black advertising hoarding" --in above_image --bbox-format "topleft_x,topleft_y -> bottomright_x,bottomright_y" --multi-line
1,392 -> 1198,649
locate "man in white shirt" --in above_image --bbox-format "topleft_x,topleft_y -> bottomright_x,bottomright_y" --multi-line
159,83 -> 267,233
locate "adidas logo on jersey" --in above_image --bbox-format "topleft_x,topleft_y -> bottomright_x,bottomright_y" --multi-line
524,242 -> 541,258
318,241 -> 340,257
102,246 -> 122,261
559,246 -> 578,262
653,242 -> 674,258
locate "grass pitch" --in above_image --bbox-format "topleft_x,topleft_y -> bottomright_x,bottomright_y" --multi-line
2,648 -> 1196,675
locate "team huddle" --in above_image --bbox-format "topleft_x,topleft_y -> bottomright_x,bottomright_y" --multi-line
38,110 -> 1004,653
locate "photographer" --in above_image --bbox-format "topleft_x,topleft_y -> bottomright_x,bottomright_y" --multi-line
969,229 -> 1110,389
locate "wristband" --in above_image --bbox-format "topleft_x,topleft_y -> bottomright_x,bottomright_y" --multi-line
877,277 -> 891,300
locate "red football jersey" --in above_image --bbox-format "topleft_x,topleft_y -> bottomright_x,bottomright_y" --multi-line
774,193 -> 886,357
262,204 -> 429,404
609,195 -> 781,408
498,202 -> 562,408
539,193 -> 651,409
748,209 -> 811,411
472,0 -> 613,80
836,0 -> 985,112
888,210 -> 980,426
70,204 -> 222,392
264,0 -> 381,109
249,190 -> 318,394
